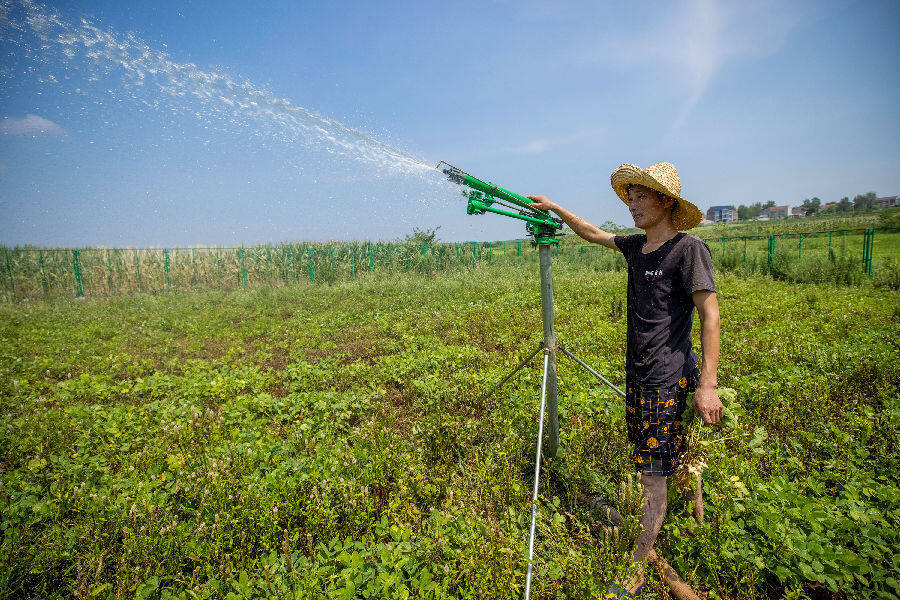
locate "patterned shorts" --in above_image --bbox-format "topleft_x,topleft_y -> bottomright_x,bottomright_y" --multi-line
625,366 -> 700,476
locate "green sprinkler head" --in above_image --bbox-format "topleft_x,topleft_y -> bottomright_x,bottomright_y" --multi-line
437,161 -> 562,244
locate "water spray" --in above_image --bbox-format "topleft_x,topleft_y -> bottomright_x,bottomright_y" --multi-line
438,161 -> 625,600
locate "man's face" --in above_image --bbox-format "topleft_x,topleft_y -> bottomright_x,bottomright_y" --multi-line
627,184 -> 672,230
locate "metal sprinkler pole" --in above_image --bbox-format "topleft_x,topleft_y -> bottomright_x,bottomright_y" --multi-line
436,161 -> 627,595
525,351 -> 551,600
538,244 -> 559,459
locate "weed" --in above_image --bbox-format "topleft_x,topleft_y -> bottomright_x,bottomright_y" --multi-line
0,269 -> 898,598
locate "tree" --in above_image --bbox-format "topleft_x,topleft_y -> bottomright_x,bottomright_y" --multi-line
801,197 -> 821,214
737,201 -> 774,220
853,192 -> 877,211
598,220 -> 627,233
838,197 -> 852,212
401,226 -> 441,244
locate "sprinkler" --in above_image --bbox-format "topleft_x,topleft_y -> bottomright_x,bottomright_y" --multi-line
437,161 -> 563,243
438,160 -> 625,600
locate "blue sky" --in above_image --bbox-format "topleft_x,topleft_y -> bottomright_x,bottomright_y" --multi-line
1,0 -> 898,246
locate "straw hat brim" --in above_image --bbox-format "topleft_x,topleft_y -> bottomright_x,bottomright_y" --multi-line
610,164 -> 702,231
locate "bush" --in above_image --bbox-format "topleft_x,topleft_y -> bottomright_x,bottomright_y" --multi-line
873,257 -> 900,289
879,208 -> 900,228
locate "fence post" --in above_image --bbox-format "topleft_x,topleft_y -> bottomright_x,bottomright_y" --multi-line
215,247 -> 221,287
191,248 -> 198,286
863,228 -> 874,276
798,234 -> 802,260
861,230 -> 869,275
239,247 -> 247,286
40,250 -> 48,297
72,249 -> 84,297
106,249 -> 114,294
472,242 -> 477,269
308,247 -> 315,283
869,229 -> 876,276
767,235 -> 774,269
134,250 -> 142,290
164,248 -> 171,287
4,248 -> 14,299
286,245 -> 292,283
743,237 -> 747,266
370,245 -> 376,271
870,229 -> 876,275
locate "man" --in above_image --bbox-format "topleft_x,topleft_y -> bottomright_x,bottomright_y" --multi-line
527,162 -> 723,598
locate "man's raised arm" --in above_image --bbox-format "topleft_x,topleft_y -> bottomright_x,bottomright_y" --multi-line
526,195 -> 618,249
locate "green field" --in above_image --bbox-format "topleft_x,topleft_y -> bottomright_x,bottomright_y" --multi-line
2,263 -> 898,599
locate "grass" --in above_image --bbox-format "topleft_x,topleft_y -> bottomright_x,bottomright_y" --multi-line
1,263 -> 899,599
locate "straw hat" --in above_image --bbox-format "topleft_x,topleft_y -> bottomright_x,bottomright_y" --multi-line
610,162 -> 702,230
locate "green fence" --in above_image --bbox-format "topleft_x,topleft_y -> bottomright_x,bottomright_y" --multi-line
1,227 -> 896,301
695,227 -> 894,277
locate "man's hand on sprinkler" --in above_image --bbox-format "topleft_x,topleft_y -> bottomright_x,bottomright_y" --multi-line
526,194 -> 556,212
526,195 -> 618,249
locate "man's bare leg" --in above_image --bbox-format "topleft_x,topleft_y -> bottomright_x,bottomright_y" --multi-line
628,474 -> 668,593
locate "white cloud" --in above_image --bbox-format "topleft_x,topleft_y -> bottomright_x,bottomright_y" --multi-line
0,114 -> 66,136
594,0 -> 817,129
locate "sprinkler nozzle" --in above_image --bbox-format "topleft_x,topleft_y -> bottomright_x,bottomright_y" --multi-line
437,161 -> 467,185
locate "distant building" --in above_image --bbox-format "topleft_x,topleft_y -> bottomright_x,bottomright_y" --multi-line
791,206 -> 807,217
762,205 -> 789,219
873,196 -> 899,208
706,205 -> 736,223
820,203 -> 837,212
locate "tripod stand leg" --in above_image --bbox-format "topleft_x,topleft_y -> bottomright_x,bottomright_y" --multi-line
481,343 -> 544,400
559,346 -> 625,398
524,351 -> 550,600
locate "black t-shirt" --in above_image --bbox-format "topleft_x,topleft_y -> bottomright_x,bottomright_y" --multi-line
613,232 -> 716,387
